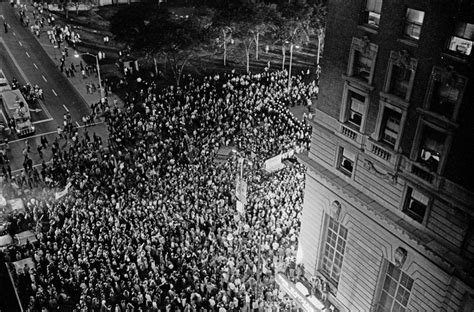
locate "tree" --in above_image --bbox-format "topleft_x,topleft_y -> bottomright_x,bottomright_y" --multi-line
249,3 -> 278,61
274,2 -> 323,87
111,4 -> 210,86
110,3 -> 157,48
158,18 -> 210,86
233,21 -> 254,73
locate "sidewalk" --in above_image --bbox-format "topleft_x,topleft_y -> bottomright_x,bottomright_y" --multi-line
18,4 -> 124,110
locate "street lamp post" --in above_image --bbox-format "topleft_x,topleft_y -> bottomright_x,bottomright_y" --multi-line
74,51 -> 103,99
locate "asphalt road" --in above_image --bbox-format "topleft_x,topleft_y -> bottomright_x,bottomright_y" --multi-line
0,2 -> 96,170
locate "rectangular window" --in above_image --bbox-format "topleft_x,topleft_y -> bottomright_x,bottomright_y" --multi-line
377,261 -> 414,312
424,67 -> 466,122
448,22 -> 474,56
353,50 -> 373,82
348,91 -> 366,130
404,9 -> 424,40
322,217 -> 348,286
389,65 -> 413,99
338,147 -> 356,177
382,109 -> 402,147
364,0 -> 383,27
418,126 -> 446,172
403,186 -> 429,223
430,80 -> 460,119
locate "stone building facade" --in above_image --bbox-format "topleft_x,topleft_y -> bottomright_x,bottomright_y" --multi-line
297,0 -> 474,311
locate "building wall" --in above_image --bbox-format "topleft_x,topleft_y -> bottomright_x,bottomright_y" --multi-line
300,169 -> 466,311
299,0 -> 474,310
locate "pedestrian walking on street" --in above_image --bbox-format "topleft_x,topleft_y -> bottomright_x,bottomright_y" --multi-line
37,145 -> 43,159
57,126 -> 63,139
6,164 -> 11,180
40,135 -> 48,149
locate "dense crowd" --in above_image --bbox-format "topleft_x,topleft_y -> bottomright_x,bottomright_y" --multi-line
1,68 -> 316,311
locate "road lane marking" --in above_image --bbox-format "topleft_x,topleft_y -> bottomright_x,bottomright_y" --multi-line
36,99 -> 52,119
76,121 -> 80,127
0,38 -> 30,84
33,63 -> 38,69
26,51 -> 30,58
13,32 -> 16,36
9,130 -> 58,144
18,41 -> 22,46
32,118 -> 53,125
63,104 -> 69,112
52,89 -> 58,96
42,75 -> 47,82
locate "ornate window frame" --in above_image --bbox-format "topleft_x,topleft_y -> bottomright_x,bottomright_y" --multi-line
319,214 -> 348,288
347,36 -> 379,86
374,259 -> 415,312
383,50 -> 418,104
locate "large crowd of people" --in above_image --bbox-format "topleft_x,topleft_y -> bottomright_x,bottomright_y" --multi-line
1,68 -> 317,311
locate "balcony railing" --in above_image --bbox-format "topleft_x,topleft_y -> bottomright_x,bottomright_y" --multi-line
411,163 -> 435,184
370,143 -> 391,162
364,139 -> 400,170
341,124 -> 358,141
338,123 -> 364,148
401,157 -> 441,188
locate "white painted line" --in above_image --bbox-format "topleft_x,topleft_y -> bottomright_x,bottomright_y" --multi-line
42,75 -> 47,82
33,63 -> 38,69
75,121 -> 80,127
18,41 -> 22,47
78,121 -> 103,129
63,104 -> 69,112
13,32 -> 16,36
26,51 -> 30,58
52,89 -> 58,96
5,264 -> 24,312
32,118 -> 53,125
9,129 -> 58,144
36,99 -> 52,119
0,38 -> 30,84
8,121 -> 105,150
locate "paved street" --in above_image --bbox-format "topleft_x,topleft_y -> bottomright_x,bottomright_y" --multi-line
0,2 -> 121,172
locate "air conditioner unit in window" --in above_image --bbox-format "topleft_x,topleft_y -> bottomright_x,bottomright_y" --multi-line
368,12 -> 380,26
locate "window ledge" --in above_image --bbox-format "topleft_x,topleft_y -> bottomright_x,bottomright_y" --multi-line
357,24 -> 379,34
397,37 -> 419,48
379,92 -> 410,110
342,74 -> 375,91
416,108 -> 459,130
441,52 -> 470,64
